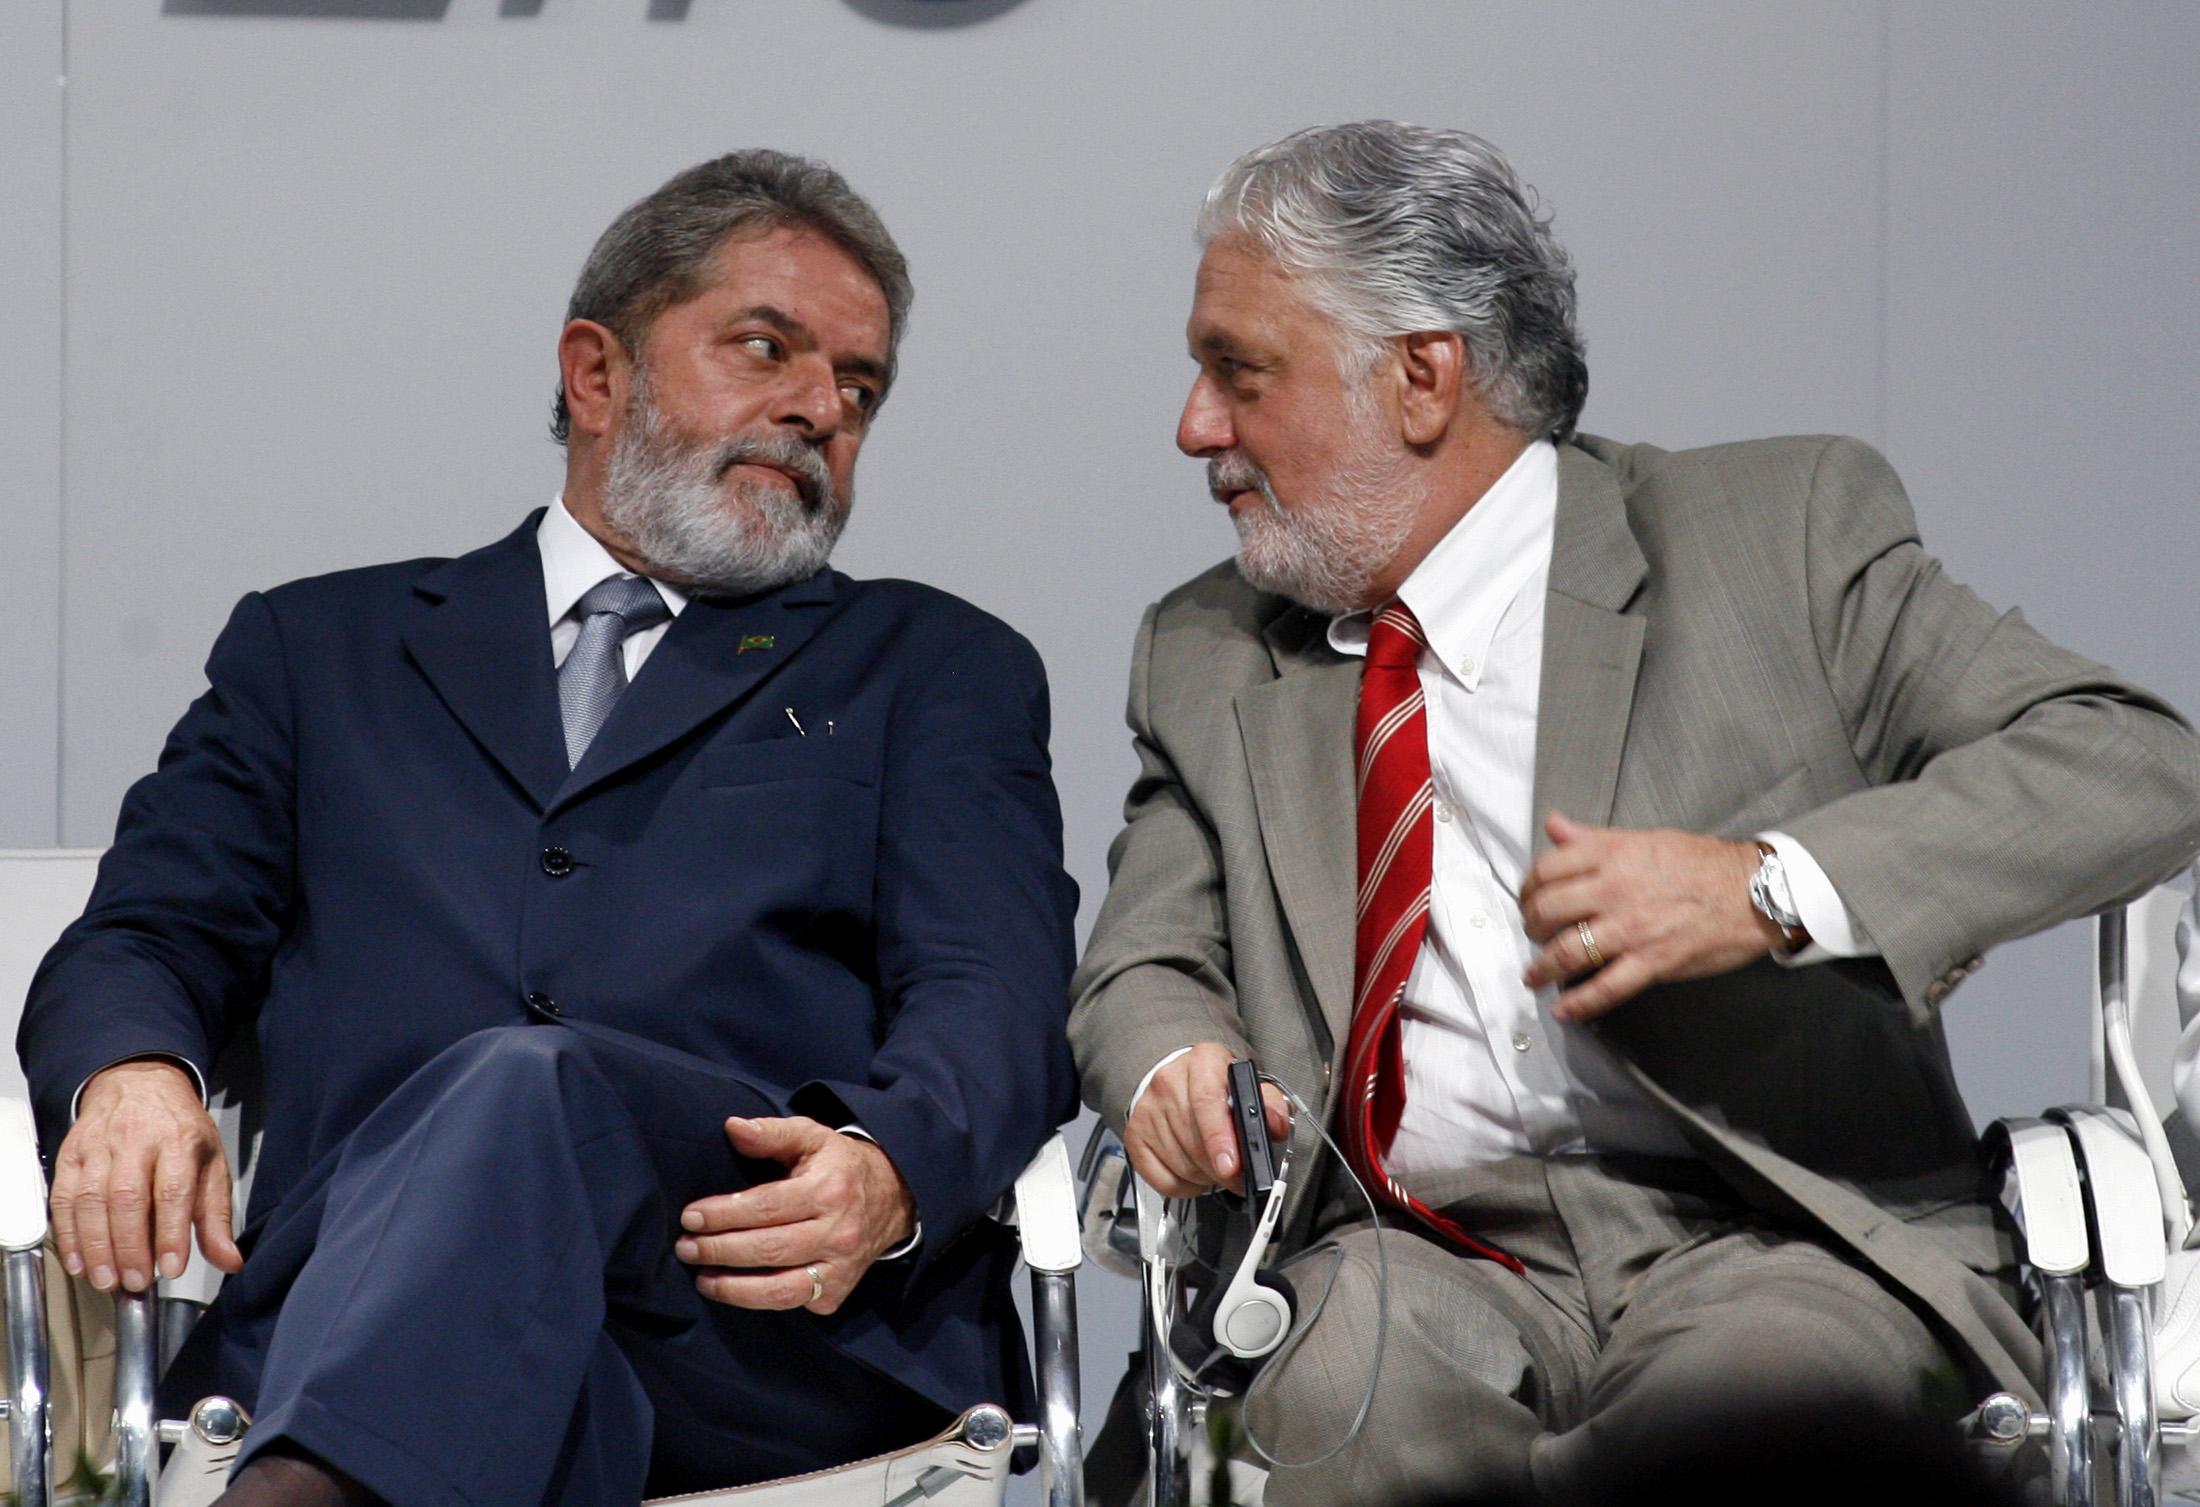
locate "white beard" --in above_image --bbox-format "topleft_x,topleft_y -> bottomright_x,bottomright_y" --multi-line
1211,414 -> 1417,615
600,374 -> 849,598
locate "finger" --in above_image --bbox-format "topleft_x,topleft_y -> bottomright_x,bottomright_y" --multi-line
677,1217 -> 833,1271
1553,952 -> 1661,1023
1259,1083 -> 1291,1144
1524,917 -> 1613,989
105,1142 -> 158,1293
49,1146 -> 84,1276
1524,841 -> 1602,898
1184,1058 -> 1242,1191
71,1151 -> 120,1291
195,1156 -> 244,1274
722,1114 -> 831,1167
1545,810 -> 1604,846
694,1264 -> 830,1313
150,1143 -> 197,1282
1519,875 -> 1601,943
681,1174 -> 824,1235
1126,1108 -> 1210,1197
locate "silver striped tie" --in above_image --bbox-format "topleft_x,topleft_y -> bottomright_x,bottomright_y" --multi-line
557,574 -> 671,767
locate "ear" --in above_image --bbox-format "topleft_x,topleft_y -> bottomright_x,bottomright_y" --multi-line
1395,330 -> 1468,447
558,319 -> 631,444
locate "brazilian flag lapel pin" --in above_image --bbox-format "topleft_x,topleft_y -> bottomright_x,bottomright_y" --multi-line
737,633 -> 777,655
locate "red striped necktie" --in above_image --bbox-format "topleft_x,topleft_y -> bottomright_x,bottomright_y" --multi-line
1341,601 -> 1523,1273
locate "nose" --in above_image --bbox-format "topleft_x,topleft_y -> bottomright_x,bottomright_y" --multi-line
774,356 -> 843,439
1176,374 -> 1233,458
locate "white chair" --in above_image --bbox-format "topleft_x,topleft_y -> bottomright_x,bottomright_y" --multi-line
0,849 -> 1085,1507
1970,878 -> 2200,1507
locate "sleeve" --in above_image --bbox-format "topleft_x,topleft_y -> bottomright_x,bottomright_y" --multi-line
17,592 -> 299,1156
1067,605 -> 1253,1131
1776,438 -> 2200,1020
786,620 -> 1078,1271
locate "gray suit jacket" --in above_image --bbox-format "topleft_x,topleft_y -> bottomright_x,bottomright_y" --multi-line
1069,434 -> 2200,1400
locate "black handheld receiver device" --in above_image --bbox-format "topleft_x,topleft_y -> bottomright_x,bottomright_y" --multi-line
1226,1057 -> 1279,1202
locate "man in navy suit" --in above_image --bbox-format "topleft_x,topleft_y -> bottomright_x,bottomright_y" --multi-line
18,151 -> 1077,1507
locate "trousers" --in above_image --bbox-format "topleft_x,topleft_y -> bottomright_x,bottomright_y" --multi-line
1243,1154 -> 1960,1506
199,1021 -> 942,1506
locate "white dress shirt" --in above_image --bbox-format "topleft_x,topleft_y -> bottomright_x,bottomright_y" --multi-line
539,494 -> 687,672
1133,440 -> 1874,1172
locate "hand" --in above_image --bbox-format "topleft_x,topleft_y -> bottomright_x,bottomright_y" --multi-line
675,1116 -> 915,1315
1520,811 -> 1792,1024
1122,1042 -> 1291,1198
51,1059 -> 243,1293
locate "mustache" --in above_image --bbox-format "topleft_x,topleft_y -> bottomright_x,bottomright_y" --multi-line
1207,451 -> 1271,505
709,430 -> 832,508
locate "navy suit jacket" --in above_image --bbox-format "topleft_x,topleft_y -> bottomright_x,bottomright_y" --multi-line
19,513 -> 1079,1412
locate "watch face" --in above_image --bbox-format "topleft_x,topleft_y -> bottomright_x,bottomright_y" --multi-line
1751,860 -> 1803,931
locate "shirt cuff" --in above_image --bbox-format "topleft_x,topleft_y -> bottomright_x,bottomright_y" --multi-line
70,1054 -> 208,1123
834,1124 -> 921,1260
1127,1047 -> 1195,1124
1759,831 -> 1876,965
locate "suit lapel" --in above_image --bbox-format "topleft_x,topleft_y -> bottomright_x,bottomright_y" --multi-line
551,570 -> 839,812
1237,602 -> 1358,1052
1531,444 -> 1650,853
403,517 -> 571,811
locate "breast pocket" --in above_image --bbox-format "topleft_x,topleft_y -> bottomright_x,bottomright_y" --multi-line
690,736 -> 882,923
699,734 -> 879,790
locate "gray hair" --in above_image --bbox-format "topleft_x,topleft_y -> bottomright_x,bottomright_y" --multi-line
551,149 -> 912,445
1197,121 -> 1588,442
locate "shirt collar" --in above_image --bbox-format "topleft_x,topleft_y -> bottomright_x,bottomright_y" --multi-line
538,494 -> 689,627
1327,440 -> 1558,690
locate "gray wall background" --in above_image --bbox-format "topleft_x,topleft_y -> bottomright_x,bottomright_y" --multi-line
2,0 -> 2194,1484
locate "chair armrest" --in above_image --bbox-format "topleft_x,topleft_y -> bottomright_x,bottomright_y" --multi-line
2053,1105 -> 2171,1288
1989,1116 -> 2090,1277
1013,1134 -> 1081,1276
0,1096 -> 48,1254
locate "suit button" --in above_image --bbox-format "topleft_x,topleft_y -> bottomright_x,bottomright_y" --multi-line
541,847 -> 575,877
525,991 -> 562,1017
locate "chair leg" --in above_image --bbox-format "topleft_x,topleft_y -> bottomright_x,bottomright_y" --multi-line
2105,1284 -> 2161,1507
115,1287 -> 160,1507
5,1245 -> 51,1507
2043,1272 -> 2096,1507
1030,1268 -> 1085,1507
1143,1293 -> 1193,1507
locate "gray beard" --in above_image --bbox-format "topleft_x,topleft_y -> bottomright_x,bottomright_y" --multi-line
1210,439 -> 1416,616
600,378 -> 849,599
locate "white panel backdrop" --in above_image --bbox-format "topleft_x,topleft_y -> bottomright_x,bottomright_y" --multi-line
4,1 -> 2196,1493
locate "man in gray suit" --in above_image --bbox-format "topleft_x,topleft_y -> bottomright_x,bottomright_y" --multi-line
1069,121 -> 2200,1504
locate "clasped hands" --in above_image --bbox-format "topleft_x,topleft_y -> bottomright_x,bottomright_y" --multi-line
50,1063 -> 913,1318
1125,813 -> 1789,1198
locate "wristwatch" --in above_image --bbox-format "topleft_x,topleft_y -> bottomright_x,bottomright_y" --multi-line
1748,841 -> 1809,953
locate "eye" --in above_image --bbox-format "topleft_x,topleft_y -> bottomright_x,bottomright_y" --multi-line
740,334 -> 782,360
839,382 -> 878,416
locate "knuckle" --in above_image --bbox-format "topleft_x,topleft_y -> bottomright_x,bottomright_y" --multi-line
828,1226 -> 863,1259
107,1186 -> 148,1215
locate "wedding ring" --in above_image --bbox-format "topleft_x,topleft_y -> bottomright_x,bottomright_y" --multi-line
1576,920 -> 1605,969
805,1264 -> 825,1306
